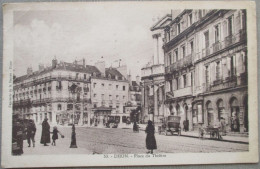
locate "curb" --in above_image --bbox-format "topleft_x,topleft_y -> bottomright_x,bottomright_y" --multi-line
138,128 -> 249,144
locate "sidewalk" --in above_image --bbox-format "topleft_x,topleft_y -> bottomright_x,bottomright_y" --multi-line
23,124 -> 93,155
138,124 -> 248,144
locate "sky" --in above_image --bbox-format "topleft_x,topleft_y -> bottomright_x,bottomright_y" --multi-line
14,6 -> 179,79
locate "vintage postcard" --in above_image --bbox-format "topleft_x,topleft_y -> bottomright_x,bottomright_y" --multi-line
1,1 -> 258,168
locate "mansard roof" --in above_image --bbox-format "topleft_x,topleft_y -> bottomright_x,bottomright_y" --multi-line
14,62 -> 101,83
105,67 -> 125,80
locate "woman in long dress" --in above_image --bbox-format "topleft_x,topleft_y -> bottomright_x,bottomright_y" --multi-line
145,120 -> 157,154
40,118 -> 50,146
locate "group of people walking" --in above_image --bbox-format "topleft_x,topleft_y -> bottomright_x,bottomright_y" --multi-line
41,118 -> 63,146
12,117 -> 64,155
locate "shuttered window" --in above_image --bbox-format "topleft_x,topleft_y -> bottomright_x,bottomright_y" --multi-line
216,61 -> 221,80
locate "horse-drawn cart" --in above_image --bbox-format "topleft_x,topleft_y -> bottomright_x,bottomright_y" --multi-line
158,116 -> 181,136
199,126 -> 222,140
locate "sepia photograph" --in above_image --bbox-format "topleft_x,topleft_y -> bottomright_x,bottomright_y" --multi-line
1,1 -> 258,168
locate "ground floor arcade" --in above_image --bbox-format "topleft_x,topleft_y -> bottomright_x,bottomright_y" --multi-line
164,89 -> 248,133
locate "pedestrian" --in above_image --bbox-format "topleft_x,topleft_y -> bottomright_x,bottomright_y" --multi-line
12,119 -> 24,155
183,120 -> 188,132
40,118 -> 51,146
51,126 -> 64,146
133,121 -> 139,132
145,120 -> 157,154
217,117 -> 226,140
26,119 -> 36,147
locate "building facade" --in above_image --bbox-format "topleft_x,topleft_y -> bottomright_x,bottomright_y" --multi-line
141,14 -> 171,123
13,59 -> 94,125
91,62 -> 129,127
13,59 -> 130,127
163,9 -> 247,133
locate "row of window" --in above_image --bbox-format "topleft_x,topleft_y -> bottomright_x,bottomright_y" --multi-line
166,40 -> 194,66
93,82 -> 126,91
168,73 -> 192,91
165,10 -> 210,43
165,10 -> 246,67
93,94 -> 126,100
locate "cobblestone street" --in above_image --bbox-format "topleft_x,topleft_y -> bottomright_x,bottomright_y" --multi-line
23,125 -> 248,155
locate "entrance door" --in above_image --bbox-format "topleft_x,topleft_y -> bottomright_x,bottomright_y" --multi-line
208,110 -> 214,126
230,97 -> 240,132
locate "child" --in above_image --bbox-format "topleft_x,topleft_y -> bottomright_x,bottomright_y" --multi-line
51,126 -> 63,146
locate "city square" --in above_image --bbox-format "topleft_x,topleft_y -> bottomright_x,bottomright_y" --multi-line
22,125 -> 248,155
11,8 -> 249,156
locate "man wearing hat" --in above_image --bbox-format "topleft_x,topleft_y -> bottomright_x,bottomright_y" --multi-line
26,119 -> 36,147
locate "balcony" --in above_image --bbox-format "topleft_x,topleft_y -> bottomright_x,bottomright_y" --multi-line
224,35 -> 236,47
13,99 -> 31,107
240,72 -> 247,85
173,87 -> 192,98
207,76 -> 237,92
166,55 -> 193,74
202,47 -> 210,57
196,29 -> 247,61
212,41 -> 222,53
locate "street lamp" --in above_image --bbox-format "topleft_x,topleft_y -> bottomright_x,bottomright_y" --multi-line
69,83 -> 78,125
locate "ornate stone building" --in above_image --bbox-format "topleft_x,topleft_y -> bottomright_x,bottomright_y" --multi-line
13,58 -> 94,125
13,59 -> 130,127
141,14 -> 171,123
163,9 -> 247,133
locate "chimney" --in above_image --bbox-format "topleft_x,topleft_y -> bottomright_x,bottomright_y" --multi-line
27,67 -> 33,76
116,65 -> 127,79
128,74 -> 132,85
39,64 -> 44,71
52,58 -> 57,68
83,58 -> 85,67
136,75 -> 140,85
95,61 -> 105,77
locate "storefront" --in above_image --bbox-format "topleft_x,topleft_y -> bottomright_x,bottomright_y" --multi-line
92,106 -> 112,127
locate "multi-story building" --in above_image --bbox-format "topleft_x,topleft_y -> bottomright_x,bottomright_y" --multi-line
13,58 -> 94,125
125,75 -> 142,122
163,9 -> 247,133
91,61 -> 129,127
141,14 -> 171,123
13,59 -> 131,127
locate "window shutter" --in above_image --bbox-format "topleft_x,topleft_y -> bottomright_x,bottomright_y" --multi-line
209,29 -> 214,48
179,77 -> 182,89
235,11 -> 241,33
211,63 -> 216,82
172,79 -> 176,90
172,25 -> 176,37
222,20 -> 228,38
187,73 -> 191,87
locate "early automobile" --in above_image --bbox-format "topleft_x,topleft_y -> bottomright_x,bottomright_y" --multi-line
158,116 -> 181,136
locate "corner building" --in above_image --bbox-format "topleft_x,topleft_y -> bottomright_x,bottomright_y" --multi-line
13,59 -> 94,125
163,10 -> 247,133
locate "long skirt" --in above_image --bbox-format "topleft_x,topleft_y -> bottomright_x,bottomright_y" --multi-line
146,134 -> 157,150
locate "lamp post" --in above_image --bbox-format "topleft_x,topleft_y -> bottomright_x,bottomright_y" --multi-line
69,83 -> 78,124
69,83 -> 78,148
